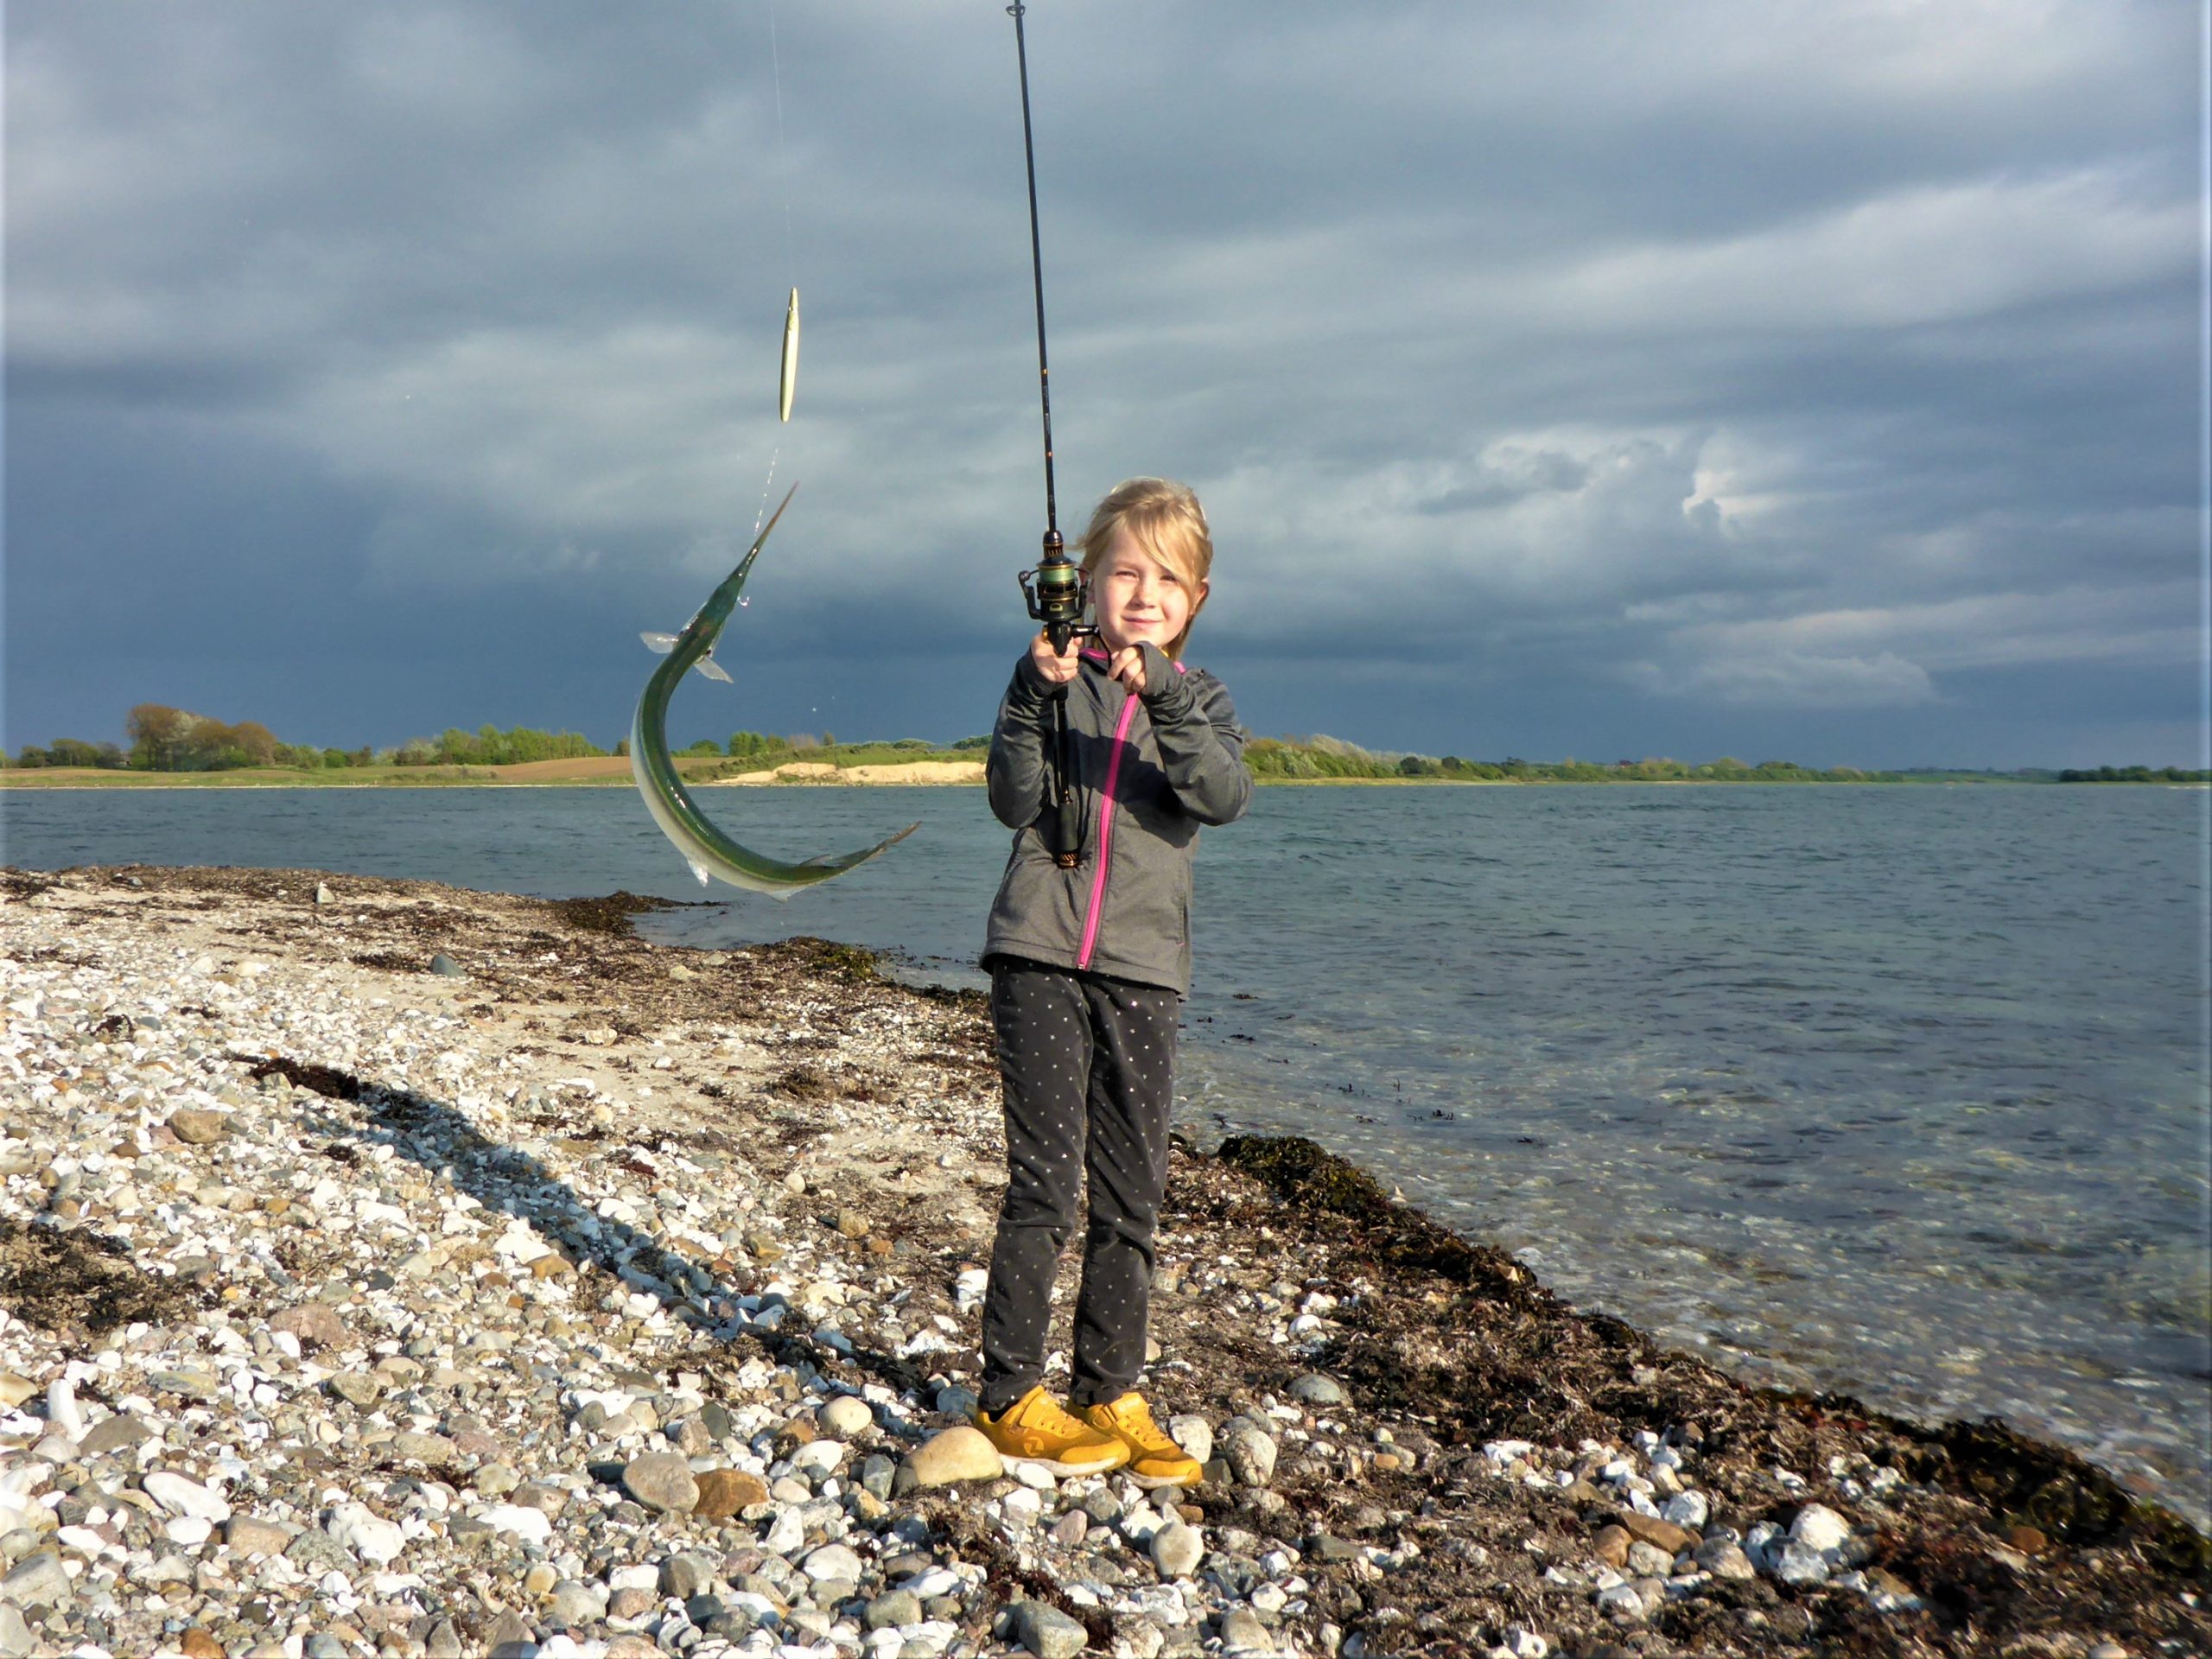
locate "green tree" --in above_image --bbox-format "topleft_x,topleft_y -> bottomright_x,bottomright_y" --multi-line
47,738 -> 124,768
126,703 -> 193,771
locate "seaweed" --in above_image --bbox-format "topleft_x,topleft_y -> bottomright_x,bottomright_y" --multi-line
0,1218 -> 212,1334
543,890 -> 688,937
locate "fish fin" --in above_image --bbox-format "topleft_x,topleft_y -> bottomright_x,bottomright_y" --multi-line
687,859 -> 710,887
640,632 -> 680,655
693,656 -> 733,683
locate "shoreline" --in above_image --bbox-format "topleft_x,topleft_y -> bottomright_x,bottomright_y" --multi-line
8,776 -> 2191,792
1,865 -> 2203,1659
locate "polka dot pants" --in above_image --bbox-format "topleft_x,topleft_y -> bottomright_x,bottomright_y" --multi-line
978,957 -> 1179,1413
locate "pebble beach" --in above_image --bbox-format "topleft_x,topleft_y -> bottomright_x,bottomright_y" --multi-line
0,865 -> 2203,1659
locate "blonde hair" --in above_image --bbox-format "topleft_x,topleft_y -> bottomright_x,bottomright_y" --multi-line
1077,477 -> 1214,659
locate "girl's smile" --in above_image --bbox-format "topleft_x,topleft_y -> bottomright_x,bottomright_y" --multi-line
1092,527 -> 1207,657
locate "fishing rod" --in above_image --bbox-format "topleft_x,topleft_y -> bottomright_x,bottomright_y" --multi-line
1007,2 -> 1090,867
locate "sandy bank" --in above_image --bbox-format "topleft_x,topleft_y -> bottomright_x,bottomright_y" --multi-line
0,866 -> 2202,1659
705,762 -> 984,788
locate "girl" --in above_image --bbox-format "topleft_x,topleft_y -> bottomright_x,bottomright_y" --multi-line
973,477 -> 1251,1484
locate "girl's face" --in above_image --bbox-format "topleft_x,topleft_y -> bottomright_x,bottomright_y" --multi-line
1092,527 -> 1206,657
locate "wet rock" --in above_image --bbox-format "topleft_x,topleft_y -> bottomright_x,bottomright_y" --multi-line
620,1451 -> 698,1514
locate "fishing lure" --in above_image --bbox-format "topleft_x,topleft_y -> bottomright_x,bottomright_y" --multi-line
631,485 -> 915,896
779,288 -> 800,423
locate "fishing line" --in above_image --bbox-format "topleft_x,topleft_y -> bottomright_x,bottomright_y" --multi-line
747,1 -> 798,575
768,1 -> 796,289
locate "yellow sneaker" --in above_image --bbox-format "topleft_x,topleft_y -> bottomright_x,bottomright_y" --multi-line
1080,1393 -> 1205,1489
973,1385 -> 1131,1477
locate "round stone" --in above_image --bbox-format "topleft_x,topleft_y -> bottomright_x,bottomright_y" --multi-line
1287,1374 -> 1349,1407
326,1502 -> 406,1566
621,1452 -> 700,1515
1219,1423 -> 1277,1488
802,1542 -> 864,1582
819,1395 -> 873,1437
143,1471 -> 231,1522
902,1426 -> 1003,1489
1166,1414 -> 1213,1466
1151,1521 -> 1203,1578
1789,1503 -> 1851,1554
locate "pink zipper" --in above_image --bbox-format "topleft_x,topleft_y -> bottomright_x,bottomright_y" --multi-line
1077,689 -> 1141,970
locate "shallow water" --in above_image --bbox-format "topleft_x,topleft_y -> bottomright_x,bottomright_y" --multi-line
4,781 -> 2206,1522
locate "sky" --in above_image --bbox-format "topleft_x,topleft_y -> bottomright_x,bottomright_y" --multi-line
3,1 -> 2204,769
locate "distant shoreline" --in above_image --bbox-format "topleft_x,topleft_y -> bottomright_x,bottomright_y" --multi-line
4,771 -> 2203,791
4,756 -> 2212,796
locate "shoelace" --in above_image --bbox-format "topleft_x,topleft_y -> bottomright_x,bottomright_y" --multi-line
1017,1394 -> 1095,1441
1109,1400 -> 1177,1455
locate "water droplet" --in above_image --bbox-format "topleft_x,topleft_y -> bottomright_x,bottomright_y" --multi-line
739,596 -> 750,607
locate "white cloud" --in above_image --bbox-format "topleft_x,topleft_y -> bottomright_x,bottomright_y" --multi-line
1528,167 -> 2190,334
1625,581 -> 2202,707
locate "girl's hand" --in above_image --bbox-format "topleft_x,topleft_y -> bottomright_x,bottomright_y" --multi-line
1109,645 -> 1156,696
1029,630 -> 1081,684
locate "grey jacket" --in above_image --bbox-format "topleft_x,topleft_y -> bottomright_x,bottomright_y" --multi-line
984,642 -> 1251,995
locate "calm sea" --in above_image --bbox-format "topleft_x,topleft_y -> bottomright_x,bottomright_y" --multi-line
4,782 -> 2207,1522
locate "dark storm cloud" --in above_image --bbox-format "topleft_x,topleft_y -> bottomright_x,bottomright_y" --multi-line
4,0 -> 2200,767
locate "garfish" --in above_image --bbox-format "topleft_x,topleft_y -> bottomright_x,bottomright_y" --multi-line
779,288 -> 799,423
631,484 -> 915,896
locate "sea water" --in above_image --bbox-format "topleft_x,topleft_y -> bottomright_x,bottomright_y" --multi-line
4,781 -> 2206,1522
